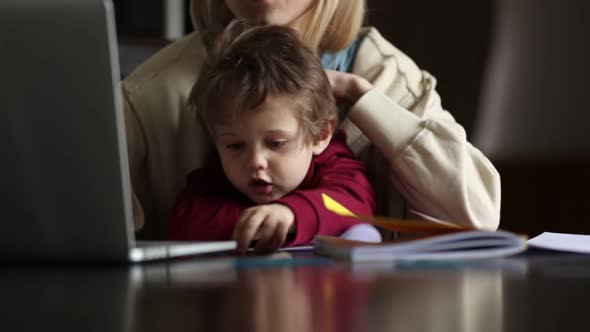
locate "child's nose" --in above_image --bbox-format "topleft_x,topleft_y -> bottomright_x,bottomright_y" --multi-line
246,149 -> 268,170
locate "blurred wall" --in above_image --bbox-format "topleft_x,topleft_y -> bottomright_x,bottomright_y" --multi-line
366,0 -> 494,137
113,0 -> 193,37
113,0 -> 163,37
473,0 -> 590,236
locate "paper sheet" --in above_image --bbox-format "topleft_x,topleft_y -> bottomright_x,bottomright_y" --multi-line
528,232 -> 590,254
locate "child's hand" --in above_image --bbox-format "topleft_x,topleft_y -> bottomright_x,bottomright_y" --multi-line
232,204 -> 295,254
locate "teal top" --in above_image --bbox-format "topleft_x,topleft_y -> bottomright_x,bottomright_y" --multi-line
320,36 -> 363,73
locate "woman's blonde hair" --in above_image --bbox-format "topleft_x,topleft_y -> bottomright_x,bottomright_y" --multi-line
191,0 -> 366,53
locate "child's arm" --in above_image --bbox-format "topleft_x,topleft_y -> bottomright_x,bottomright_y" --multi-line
168,162 -> 249,241
277,135 -> 376,246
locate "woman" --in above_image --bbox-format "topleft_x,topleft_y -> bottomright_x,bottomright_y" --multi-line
123,0 -> 500,239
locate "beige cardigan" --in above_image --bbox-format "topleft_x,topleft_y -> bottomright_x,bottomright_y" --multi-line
122,27 -> 501,239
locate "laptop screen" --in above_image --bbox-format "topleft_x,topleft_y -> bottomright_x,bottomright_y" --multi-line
0,0 -> 134,260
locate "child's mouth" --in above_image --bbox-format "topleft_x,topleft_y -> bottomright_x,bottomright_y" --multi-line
249,178 -> 273,195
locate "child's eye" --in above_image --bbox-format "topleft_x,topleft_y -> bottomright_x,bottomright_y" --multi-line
267,140 -> 287,149
226,142 -> 245,151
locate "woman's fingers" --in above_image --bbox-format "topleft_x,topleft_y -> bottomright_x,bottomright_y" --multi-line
325,69 -> 372,104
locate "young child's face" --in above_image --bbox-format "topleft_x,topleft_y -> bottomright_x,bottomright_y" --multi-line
213,95 -> 325,204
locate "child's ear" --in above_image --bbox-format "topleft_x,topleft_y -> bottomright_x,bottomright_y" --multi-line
312,119 -> 336,155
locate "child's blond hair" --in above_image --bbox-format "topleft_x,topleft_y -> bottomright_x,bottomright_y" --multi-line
189,20 -> 337,144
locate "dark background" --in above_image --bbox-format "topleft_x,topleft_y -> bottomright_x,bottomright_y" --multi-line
113,0 -> 590,237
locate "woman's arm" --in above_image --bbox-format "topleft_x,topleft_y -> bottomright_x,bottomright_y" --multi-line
122,87 -> 147,231
120,32 -> 209,238
335,28 -> 501,230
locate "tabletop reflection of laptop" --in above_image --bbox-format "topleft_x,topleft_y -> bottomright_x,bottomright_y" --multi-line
0,0 -> 236,262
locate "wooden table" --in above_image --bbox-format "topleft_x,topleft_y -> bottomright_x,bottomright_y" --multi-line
2,250 -> 589,331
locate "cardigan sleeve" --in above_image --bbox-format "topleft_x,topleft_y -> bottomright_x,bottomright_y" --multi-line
122,86 -> 147,231
342,27 -> 501,230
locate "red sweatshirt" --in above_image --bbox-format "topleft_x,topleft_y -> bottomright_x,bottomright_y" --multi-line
168,131 -> 376,246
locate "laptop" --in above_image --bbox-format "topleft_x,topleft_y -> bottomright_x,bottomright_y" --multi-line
0,0 -> 236,262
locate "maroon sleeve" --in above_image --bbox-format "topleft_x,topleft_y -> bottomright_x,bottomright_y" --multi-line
168,161 -> 249,241
277,133 -> 376,246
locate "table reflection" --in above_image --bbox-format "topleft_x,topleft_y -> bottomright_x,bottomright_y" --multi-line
2,252 -> 590,332
366,268 -> 504,332
0,265 -> 134,331
131,253 -> 371,332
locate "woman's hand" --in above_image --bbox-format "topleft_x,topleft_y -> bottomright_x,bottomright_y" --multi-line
325,70 -> 373,105
232,204 -> 296,254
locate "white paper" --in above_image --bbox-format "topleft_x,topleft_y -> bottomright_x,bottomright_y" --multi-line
279,245 -> 314,252
528,232 -> 590,254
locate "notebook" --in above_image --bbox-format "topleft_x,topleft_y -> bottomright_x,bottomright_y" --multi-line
314,230 -> 527,262
315,193 -> 527,262
0,0 -> 235,262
